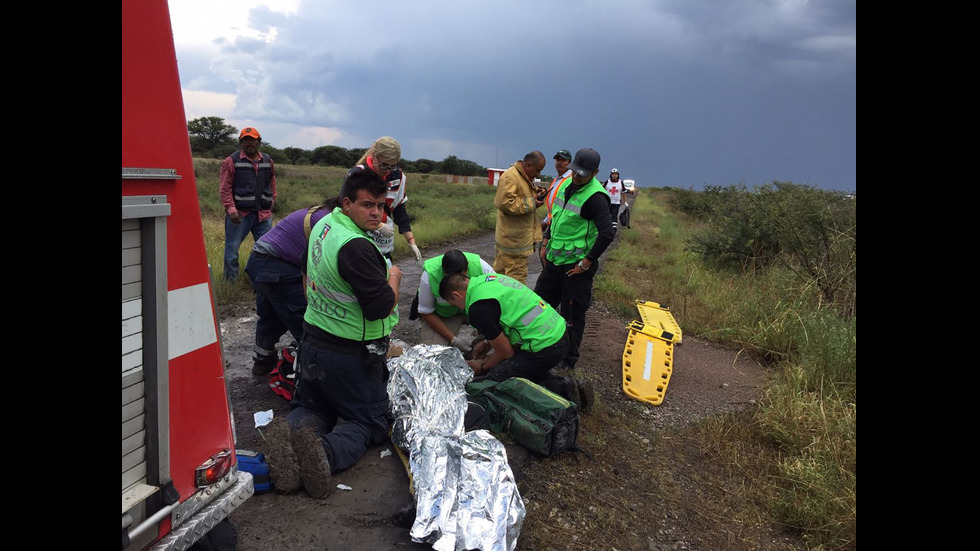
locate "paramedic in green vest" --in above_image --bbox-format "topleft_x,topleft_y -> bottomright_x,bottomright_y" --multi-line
534,147 -> 615,371
281,167 -> 403,499
416,249 -> 495,355
440,272 -> 591,412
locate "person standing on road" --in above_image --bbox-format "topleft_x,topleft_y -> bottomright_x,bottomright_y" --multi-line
541,149 -> 573,232
414,249 -> 496,355
263,167 -> 403,499
243,200 -> 332,376
354,136 -> 422,263
492,150 -> 546,284
220,127 -> 277,282
604,168 -> 624,232
440,272 -> 592,412
534,148 -> 615,371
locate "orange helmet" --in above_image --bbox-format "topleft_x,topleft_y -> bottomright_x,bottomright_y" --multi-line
240,127 -> 261,140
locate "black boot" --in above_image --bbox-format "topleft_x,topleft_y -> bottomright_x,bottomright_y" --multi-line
555,375 -> 594,414
552,376 -> 580,408
576,378 -> 594,414
252,352 -> 277,376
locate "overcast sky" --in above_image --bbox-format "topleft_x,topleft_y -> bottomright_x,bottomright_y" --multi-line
167,0 -> 856,192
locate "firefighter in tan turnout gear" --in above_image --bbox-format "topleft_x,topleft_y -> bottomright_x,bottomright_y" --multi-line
492,150 -> 546,284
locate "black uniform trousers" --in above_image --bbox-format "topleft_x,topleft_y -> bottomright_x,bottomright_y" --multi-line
533,259 -> 596,369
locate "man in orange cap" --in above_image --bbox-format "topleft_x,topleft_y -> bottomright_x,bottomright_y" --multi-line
220,127 -> 278,282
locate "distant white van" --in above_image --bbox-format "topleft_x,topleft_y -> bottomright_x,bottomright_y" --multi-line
623,179 -> 636,192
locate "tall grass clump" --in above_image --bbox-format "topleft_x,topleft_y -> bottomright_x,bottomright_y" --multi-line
194,159 -> 224,218
758,365 -> 856,550
595,185 -> 856,549
679,182 -> 856,320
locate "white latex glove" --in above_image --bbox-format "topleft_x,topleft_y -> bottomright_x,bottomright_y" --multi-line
375,223 -> 395,238
450,335 -> 473,356
410,242 -> 422,263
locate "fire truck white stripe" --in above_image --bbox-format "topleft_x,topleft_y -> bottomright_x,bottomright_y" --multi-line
168,282 -> 218,360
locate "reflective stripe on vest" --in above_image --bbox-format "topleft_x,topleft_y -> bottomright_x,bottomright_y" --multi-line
465,274 -> 565,352
304,208 -> 398,340
546,175 -> 569,212
543,175 -> 570,225
546,178 -> 608,264
231,151 -> 274,210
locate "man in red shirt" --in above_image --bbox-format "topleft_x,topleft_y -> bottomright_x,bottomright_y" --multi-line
220,127 -> 278,282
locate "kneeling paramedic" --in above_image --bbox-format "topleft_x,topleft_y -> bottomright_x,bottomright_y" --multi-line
266,167 -> 403,499
439,272 -> 590,412
415,249 -> 495,356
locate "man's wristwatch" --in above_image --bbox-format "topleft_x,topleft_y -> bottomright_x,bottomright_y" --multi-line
577,259 -> 590,271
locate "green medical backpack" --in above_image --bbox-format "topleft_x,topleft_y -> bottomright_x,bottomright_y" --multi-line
465,377 -> 579,457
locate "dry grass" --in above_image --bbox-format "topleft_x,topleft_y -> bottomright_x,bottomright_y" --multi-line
516,401 -> 809,551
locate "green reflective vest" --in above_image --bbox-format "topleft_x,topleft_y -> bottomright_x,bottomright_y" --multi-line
465,274 -> 565,352
304,208 -> 398,340
546,178 -> 609,265
423,252 -> 485,318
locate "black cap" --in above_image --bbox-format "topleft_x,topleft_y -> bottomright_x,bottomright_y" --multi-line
568,148 -> 600,177
554,149 -> 572,161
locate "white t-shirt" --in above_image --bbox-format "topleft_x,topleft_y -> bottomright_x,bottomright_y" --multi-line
368,169 -> 409,255
605,178 -> 623,205
417,259 -> 495,315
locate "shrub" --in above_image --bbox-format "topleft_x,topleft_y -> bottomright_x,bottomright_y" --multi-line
683,183 -> 856,319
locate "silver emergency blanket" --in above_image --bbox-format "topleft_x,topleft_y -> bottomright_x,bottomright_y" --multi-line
387,344 -> 525,551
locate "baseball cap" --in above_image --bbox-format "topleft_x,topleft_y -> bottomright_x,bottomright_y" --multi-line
568,148 -> 600,177
611,168 -> 619,174
240,127 -> 261,140
554,149 -> 572,161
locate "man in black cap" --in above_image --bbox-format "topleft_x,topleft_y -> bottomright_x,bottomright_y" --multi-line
534,148 -> 616,372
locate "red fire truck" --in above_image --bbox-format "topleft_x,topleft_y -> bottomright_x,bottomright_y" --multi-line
122,0 -> 253,548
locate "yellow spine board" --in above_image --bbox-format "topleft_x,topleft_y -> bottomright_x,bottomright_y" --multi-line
622,325 -> 674,406
392,442 -> 414,497
634,300 -> 682,344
